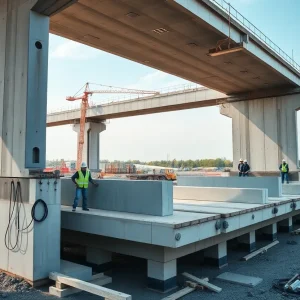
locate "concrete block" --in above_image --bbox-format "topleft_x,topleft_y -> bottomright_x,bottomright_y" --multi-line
61,178 -> 173,216
147,259 -> 177,292
177,176 -> 282,197
204,241 -> 227,268
278,217 -> 293,232
217,272 -> 262,287
174,186 -> 268,204
282,183 -> 300,195
262,223 -> 277,241
86,248 -> 112,265
237,231 -> 256,252
60,260 -> 92,281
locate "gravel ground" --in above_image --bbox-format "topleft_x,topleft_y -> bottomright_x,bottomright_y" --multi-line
1,231 -> 300,300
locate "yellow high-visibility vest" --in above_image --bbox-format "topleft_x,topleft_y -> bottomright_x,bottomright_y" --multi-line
76,170 -> 90,188
281,164 -> 287,173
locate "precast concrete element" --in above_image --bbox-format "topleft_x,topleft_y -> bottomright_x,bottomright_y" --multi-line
217,272 -> 262,287
61,178 -> 173,216
177,176 -> 281,197
262,223 -> 277,241
0,0 -> 50,176
220,95 -> 300,172
47,88 -> 226,126
86,247 -> 112,273
174,186 -> 268,204
278,217 -> 293,232
237,231 -> 256,252
48,0 -> 300,94
73,122 -> 106,170
204,241 -> 227,268
0,177 -> 61,283
147,260 -> 177,292
282,183 -> 300,195
293,214 -> 300,224
61,260 -> 92,281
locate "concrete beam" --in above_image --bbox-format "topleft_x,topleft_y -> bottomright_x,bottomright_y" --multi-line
177,176 -> 281,197
174,186 -> 268,204
32,0 -> 77,16
61,179 -> 174,216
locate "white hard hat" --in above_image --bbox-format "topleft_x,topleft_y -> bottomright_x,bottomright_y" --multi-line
239,158 -> 243,162
282,159 -> 286,162
81,162 -> 87,168
244,160 -> 247,163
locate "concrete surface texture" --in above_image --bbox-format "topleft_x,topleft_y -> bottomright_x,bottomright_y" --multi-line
0,178 -> 61,282
73,122 -> 106,170
48,0 -> 300,94
177,176 -> 282,197
47,88 -> 226,126
174,186 -> 268,204
0,0 -> 49,176
60,260 -> 92,281
220,94 -> 300,172
61,178 -> 173,216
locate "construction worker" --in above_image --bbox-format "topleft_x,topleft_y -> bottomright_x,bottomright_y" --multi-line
71,162 -> 99,212
279,159 -> 289,184
238,158 -> 244,177
242,160 -> 250,177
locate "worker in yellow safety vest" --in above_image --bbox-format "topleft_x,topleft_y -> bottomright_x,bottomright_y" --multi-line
279,159 -> 289,184
71,162 -> 99,212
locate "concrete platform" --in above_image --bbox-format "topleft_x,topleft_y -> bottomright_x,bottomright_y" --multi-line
282,182 -> 300,195
60,182 -> 300,293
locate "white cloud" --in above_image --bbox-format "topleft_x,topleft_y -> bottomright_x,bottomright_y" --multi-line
50,40 -> 101,60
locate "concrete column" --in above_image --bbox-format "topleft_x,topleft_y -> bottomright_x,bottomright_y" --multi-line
293,214 -> 300,225
220,95 -> 300,172
86,247 -> 112,273
0,0 -> 49,176
262,223 -> 277,241
278,217 -> 293,233
204,241 -> 227,268
237,231 -> 256,252
147,259 -> 177,293
73,122 -> 106,169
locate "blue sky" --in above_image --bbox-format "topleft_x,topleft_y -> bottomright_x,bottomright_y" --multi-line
46,0 -> 300,162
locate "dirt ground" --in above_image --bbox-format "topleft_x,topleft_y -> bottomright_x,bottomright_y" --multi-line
1,230 -> 300,300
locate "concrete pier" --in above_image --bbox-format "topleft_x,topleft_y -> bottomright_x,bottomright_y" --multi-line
147,260 -> 177,292
278,217 -> 293,232
86,247 -> 112,273
262,223 -> 277,241
73,122 -> 106,170
204,242 -> 227,268
220,95 -> 300,172
237,231 -> 256,252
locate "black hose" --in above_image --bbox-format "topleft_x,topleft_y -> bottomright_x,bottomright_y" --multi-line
4,180 -> 48,251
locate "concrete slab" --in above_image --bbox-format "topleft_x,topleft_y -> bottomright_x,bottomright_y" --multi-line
177,176 -> 282,197
61,178 -> 173,216
60,260 -> 92,281
216,272 -> 262,287
174,186 -> 268,204
282,183 -> 300,195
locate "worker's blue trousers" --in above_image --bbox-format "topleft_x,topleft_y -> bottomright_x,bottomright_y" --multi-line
73,187 -> 88,209
281,172 -> 289,184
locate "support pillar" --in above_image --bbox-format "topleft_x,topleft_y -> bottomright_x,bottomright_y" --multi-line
204,241 -> 227,268
262,223 -> 277,241
220,96 -> 300,172
147,259 -> 177,293
73,122 -> 106,169
86,247 -> 112,273
293,214 -> 300,225
237,231 -> 256,252
0,0 -> 50,176
278,217 -> 293,232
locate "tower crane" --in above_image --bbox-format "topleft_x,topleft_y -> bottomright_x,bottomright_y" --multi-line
66,82 -> 159,170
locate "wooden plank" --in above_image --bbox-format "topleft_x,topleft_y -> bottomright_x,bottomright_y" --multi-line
50,275 -> 112,298
161,286 -> 195,300
182,273 -> 222,293
49,272 -> 131,300
242,240 -> 279,261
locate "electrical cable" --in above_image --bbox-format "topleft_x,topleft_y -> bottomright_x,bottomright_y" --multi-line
4,180 -> 48,251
